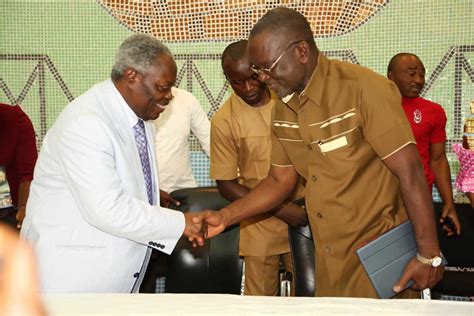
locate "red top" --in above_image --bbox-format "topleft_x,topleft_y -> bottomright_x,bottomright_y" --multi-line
0,103 -> 38,206
401,97 -> 447,187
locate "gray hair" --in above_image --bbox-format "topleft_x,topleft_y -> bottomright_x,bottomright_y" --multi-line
111,33 -> 173,80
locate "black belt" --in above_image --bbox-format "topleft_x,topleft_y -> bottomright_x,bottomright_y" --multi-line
0,207 -> 16,218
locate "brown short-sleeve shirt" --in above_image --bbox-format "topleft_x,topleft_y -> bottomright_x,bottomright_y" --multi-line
271,54 -> 416,297
211,93 -> 294,256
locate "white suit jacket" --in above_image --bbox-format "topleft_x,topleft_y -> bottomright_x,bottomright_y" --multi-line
21,79 -> 185,293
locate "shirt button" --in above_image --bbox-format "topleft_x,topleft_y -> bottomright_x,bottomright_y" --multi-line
311,175 -> 317,182
317,212 -> 323,219
307,144 -> 312,150
324,246 -> 332,253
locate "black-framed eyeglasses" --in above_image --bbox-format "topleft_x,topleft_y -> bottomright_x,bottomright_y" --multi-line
250,40 -> 303,77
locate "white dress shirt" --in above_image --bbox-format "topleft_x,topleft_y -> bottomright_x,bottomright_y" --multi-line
153,87 -> 210,193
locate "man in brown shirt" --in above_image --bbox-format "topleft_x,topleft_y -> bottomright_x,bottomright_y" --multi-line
203,8 -> 444,298
210,40 -> 306,295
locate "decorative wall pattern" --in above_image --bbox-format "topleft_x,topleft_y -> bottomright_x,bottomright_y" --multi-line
98,0 -> 389,41
0,0 -> 473,200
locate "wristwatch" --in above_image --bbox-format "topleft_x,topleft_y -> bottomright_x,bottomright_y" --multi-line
416,252 -> 444,267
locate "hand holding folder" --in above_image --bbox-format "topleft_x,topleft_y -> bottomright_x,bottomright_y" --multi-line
356,221 -> 446,298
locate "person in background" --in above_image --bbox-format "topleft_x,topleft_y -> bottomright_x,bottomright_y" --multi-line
452,101 -> 474,208
0,224 -> 46,316
153,86 -> 210,207
141,87 -> 211,293
202,7 -> 444,298
388,53 -> 461,235
0,103 -> 37,230
20,34 -> 208,293
210,40 -> 307,296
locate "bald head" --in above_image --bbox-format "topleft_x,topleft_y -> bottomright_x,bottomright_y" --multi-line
387,53 -> 425,98
387,53 -> 421,75
250,7 -> 316,52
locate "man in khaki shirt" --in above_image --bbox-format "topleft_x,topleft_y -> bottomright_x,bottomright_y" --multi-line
203,8 -> 444,298
210,40 -> 306,295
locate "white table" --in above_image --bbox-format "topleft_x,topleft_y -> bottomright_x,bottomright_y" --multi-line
43,294 -> 474,315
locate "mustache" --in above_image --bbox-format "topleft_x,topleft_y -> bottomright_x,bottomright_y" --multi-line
157,99 -> 170,106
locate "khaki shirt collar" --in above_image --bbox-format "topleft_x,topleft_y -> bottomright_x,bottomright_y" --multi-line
300,53 -> 329,108
281,53 -> 329,112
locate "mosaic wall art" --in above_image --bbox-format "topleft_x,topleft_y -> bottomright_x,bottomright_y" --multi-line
1,0 -> 473,200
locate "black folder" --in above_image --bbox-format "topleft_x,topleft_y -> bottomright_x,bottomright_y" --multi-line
356,221 -> 416,298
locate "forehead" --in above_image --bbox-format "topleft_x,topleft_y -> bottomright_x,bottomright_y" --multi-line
225,58 -> 253,79
396,55 -> 425,71
147,54 -> 177,84
248,31 -> 287,65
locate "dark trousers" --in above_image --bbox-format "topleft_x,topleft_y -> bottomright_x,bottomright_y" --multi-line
139,249 -> 167,293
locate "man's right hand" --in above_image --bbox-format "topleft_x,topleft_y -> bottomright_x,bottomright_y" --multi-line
183,212 -> 206,247
393,256 -> 444,293
183,210 -> 228,246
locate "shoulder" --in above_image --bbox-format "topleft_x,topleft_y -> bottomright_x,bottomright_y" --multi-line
171,87 -> 199,104
0,103 -> 25,119
212,95 -> 235,123
420,97 -> 445,112
328,59 -> 394,90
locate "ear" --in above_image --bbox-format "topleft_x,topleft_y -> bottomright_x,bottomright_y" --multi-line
296,41 -> 310,64
123,68 -> 140,86
387,71 -> 393,80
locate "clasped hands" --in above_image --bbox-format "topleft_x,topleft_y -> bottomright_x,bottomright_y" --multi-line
182,210 -> 227,247
183,201 -> 307,247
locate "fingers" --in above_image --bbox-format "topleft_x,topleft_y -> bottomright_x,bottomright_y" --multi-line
441,224 -> 455,237
447,213 -> 461,235
188,236 -> 204,247
170,198 -> 181,207
393,266 -> 413,293
439,206 -> 461,236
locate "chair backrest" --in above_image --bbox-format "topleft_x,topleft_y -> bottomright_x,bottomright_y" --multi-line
432,202 -> 474,298
165,187 -> 243,294
434,202 -> 474,267
288,223 -> 315,297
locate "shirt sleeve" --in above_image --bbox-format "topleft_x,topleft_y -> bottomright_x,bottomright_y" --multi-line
209,110 -> 239,180
14,106 -> 38,183
359,76 -> 415,159
189,94 -> 211,157
270,127 -> 293,167
431,105 -> 447,144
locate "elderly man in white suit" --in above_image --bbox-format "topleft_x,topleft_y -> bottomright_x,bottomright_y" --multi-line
20,34 -> 207,293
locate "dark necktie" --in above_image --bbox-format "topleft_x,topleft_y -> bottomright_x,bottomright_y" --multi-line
133,119 -> 153,204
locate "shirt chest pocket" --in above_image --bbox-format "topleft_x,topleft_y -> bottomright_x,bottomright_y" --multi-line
318,126 -> 363,158
239,135 -> 272,181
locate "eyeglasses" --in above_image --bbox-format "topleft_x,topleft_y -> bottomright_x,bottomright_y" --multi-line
250,40 -> 302,77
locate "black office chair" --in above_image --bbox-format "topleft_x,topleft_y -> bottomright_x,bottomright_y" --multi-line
164,187 -> 243,294
432,202 -> 474,300
288,223 -> 315,297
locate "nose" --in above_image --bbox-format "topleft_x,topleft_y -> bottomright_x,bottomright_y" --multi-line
165,89 -> 173,100
413,74 -> 425,85
244,80 -> 253,92
257,72 -> 270,82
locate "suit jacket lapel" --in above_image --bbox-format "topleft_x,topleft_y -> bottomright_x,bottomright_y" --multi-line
94,80 -> 149,203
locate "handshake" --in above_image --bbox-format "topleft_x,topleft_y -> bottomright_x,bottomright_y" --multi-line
182,210 -> 227,247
